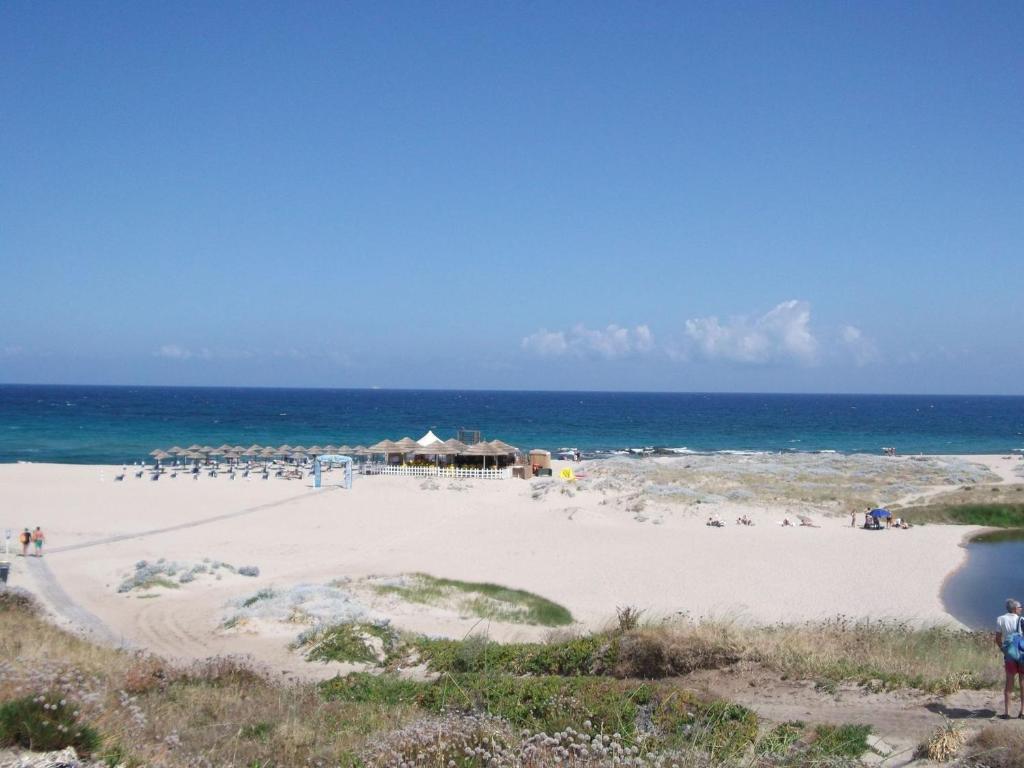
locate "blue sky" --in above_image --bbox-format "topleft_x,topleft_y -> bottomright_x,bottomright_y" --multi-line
1,2 -> 1021,393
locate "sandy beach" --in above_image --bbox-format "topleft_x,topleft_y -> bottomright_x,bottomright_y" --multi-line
2,453 -> 1021,677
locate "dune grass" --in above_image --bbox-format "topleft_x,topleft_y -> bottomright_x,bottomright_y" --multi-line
897,486 -> 1024,527
0,586 -> 992,766
374,573 -> 574,626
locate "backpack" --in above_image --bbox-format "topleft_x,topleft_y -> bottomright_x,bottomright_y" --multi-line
1003,616 -> 1024,663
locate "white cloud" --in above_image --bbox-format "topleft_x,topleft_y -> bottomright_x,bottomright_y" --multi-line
522,323 -> 654,359
154,344 -> 212,361
683,300 -> 818,364
155,344 -> 192,360
839,325 -> 879,366
1,344 -> 23,358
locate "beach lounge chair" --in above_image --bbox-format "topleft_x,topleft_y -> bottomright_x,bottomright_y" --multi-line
114,473 -> 125,482
150,473 -> 159,481
135,470 -> 144,479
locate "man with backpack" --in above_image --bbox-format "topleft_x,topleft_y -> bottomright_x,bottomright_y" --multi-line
996,598 -> 1024,719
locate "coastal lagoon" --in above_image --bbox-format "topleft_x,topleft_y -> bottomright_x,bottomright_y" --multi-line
942,529 -> 1024,629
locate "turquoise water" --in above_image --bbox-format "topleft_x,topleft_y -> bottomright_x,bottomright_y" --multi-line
1,385 -> 1023,464
942,530 -> 1024,629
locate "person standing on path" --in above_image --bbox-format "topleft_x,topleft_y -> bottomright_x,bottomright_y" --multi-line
850,510 -> 856,527
995,598 -> 1024,719
31,526 -> 45,557
19,528 -> 31,557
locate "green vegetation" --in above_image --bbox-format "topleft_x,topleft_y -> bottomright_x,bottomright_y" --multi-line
898,487 -> 1024,527
395,619 -> 994,694
0,588 -> 992,766
374,573 -> 573,626
295,623 -> 398,664
321,671 -> 760,754
0,694 -> 102,756
402,634 -> 614,675
756,721 -> 805,756
808,723 -> 872,759
241,588 -> 275,608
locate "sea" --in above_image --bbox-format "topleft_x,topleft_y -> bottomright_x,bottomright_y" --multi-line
1,384 -> 1022,464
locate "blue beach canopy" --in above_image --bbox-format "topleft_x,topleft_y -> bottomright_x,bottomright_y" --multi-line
870,508 -> 892,518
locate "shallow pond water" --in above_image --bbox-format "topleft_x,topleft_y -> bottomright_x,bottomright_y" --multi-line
942,529 -> 1024,629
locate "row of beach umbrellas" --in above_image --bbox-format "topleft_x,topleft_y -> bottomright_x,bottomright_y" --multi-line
149,438 -> 519,463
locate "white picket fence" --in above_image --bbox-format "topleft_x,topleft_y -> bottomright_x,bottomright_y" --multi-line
362,464 -> 512,480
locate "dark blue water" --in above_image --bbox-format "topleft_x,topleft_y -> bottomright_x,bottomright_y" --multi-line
0,385 -> 1022,464
942,530 -> 1024,629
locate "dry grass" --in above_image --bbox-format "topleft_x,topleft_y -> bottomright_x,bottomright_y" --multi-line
700,617 -> 997,693
0,589 -> 417,766
967,726 -> 1024,768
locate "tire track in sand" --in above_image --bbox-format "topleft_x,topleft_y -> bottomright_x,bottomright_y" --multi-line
46,487 -> 328,555
24,487 -> 330,646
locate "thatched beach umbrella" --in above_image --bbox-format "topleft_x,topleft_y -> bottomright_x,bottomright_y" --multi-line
246,444 -> 262,453
215,444 -> 234,453
489,439 -> 519,455
416,440 -> 459,467
308,445 -> 324,455
150,450 -> 171,464
168,446 -> 185,455
334,445 -> 352,454
443,438 -> 468,453
369,439 -> 399,454
277,444 -> 293,453
149,449 -> 166,458
463,441 -> 503,469
187,444 -> 203,452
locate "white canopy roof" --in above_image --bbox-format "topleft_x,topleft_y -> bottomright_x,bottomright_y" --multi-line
417,430 -> 443,446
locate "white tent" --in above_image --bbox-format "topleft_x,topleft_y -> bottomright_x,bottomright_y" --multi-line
417,430 -> 443,446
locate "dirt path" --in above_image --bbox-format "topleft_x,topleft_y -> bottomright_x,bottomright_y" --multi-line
22,556 -> 125,647
685,664 -> 1019,761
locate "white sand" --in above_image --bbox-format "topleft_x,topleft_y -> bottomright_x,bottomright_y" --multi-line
1,454 -> 1018,674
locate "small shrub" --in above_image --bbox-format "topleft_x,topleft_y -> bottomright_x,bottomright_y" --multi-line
296,622 -> 397,664
616,605 -> 643,632
920,719 -> 966,762
122,655 -> 171,695
238,721 -> 273,742
0,586 -> 37,614
238,565 -> 260,577
0,694 -> 101,756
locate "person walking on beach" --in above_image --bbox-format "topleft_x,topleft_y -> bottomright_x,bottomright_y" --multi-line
996,599 -> 1024,719
850,510 -> 856,527
19,528 -> 31,557
31,526 -> 45,557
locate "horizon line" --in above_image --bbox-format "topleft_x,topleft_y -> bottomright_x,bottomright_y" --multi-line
1,381 -> 1022,398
